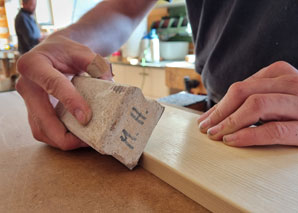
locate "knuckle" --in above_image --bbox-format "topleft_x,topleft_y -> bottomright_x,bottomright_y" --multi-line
226,115 -> 238,128
42,75 -> 64,95
62,97 -> 77,112
246,94 -> 267,113
211,107 -> 224,122
265,122 -> 290,141
28,114 -> 44,141
60,94 -> 76,110
73,43 -> 91,54
267,61 -> 295,74
15,77 -> 25,94
228,81 -> 246,99
32,129 -> 44,142
16,53 -> 31,75
42,75 -> 78,111
270,61 -> 289,70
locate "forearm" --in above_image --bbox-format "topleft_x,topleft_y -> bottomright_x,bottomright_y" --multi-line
51,0 -> 156,56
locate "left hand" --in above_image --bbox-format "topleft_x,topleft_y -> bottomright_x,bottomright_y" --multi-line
198,61 -> 298,146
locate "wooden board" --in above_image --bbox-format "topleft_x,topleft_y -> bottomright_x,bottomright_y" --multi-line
141,105 -> 298,212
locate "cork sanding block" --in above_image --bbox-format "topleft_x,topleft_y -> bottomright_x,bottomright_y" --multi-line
56,56 -> 164,169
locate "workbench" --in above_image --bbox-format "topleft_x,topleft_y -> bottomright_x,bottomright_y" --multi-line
2,91 -> 298,212
0,91 -> 207,212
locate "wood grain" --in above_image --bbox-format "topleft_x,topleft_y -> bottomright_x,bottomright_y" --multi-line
142,105 -> 298,212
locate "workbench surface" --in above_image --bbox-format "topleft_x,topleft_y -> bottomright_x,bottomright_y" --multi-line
0,91 -> 207,213
3,90 -> 298,213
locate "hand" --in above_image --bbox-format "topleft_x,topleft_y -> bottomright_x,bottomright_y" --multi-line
198,61 -> 298,146
16,35 -> 112,150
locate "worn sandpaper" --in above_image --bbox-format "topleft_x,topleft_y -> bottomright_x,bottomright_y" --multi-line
56,55 -> 164,169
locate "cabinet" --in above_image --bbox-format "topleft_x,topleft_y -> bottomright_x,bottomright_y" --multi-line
165,66 -> 207,95
112,63 -> 170,99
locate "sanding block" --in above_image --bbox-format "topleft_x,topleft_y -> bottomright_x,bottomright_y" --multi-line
56,55 -> 164,169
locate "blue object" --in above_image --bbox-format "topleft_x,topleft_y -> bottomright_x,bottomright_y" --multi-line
149,29 -> 159,39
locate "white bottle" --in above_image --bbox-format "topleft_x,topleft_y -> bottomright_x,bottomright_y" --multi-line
149,29 -> 160,63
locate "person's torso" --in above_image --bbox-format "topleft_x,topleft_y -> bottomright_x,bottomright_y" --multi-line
15,9 -> 40,54
186,0 -> 298,102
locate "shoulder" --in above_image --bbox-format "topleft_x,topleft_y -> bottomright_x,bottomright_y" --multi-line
15,11 -> 23,24
15,10 -> 31,24
15,10 -> 26,20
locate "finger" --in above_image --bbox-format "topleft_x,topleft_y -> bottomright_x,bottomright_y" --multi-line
197,104 -> 217,124
246,61 -> 298,81
27,113 -> 60,148
27,112 -> 88,149
86,54 -> 113,80
206,93 -> 298,141
28,111 -> 88,150
222,121 -> 298,146
198,75 -> 298,133
17,54 -> 92,125
16,77 -> 88,150
36,36 -> 97,75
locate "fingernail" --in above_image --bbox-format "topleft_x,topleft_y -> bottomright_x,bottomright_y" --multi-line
223,134 -> 236,145
207,125 -> 221,136
199,118 -> 210,130
74,109 -> 87,124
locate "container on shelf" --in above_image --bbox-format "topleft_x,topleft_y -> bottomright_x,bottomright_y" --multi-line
160,41 -> 189,60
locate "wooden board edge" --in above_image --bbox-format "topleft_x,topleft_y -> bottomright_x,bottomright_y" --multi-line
140,151 -> 247,213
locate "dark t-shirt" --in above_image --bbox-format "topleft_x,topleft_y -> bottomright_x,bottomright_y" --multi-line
15,8 -> 41,54
186,0 -> 298,102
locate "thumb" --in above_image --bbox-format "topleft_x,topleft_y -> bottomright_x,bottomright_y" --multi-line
17,53 -> 92,125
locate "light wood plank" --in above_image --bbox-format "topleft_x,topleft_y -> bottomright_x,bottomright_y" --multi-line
141,105 -> 298,212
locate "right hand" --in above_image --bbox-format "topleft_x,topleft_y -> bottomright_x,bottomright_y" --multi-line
16,35 -> 111,150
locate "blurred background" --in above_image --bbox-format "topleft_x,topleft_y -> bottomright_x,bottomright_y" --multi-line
0,0 -> 207,110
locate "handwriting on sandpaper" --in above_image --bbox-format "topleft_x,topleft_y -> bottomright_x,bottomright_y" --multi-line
120,107 -> 148,149
120,129 -> 136,150
130,107 -> 148,125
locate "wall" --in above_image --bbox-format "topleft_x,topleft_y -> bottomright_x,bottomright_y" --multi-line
50,0 -> 73,28
72,0 -> 101,23
51,0 -> 102,28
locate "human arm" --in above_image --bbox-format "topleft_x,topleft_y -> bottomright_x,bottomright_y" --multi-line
198,61 -> 298,146
53,0 -> 156,56
16,0 -> 157,150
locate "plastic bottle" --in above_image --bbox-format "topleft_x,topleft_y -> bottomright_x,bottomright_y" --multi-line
149,29 -> 160,63
139,29 -> 160,63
